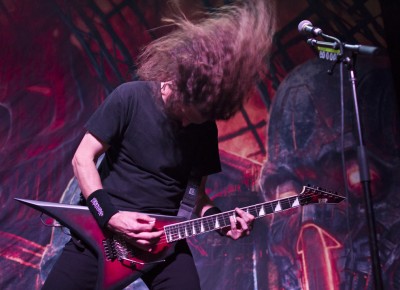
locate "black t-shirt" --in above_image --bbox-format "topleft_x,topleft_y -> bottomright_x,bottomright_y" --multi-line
85,81 -> 221,215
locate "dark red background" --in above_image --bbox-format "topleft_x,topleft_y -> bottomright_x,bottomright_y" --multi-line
1,1 -> 399,289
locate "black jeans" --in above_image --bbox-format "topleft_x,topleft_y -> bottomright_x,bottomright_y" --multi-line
42,238 -> 201,290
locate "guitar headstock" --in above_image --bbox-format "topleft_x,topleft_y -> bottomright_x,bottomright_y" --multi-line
299,185 -> 345,205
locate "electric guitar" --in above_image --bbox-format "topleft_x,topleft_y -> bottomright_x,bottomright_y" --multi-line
15,185 -> 345,290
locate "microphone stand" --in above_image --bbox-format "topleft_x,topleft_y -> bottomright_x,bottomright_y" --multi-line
308,35 -> 384,290
345,54 -> 383,290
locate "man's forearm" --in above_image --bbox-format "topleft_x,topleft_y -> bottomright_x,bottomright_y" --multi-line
72,154 -> 103,198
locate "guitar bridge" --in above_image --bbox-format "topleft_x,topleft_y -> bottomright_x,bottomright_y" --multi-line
103,236 -> 131,261
102,236 -> 165,266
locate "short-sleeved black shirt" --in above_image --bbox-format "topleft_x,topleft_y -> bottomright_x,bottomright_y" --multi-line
85,81 -> 221,215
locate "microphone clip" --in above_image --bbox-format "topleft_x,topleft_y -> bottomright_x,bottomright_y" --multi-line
307,38 -> 341,62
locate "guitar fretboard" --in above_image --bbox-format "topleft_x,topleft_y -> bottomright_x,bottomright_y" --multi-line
164,194 -> 305,243
163,186 -> 344,243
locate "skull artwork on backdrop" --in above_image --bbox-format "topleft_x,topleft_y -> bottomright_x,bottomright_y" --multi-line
259,56 -> 400,290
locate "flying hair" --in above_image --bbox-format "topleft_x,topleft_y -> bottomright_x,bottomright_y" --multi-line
137,0 -> 276,120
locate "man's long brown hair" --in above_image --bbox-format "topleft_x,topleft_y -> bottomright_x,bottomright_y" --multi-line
137,0 -> 276,120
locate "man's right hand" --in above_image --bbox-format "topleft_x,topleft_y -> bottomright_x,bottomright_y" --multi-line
107,211 -> 163,252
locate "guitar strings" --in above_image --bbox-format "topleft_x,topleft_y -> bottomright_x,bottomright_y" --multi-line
110,190 -> 343,253
153,191 -> 337,246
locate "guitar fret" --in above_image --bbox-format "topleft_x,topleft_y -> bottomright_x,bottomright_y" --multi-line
200,220 -> 205,232
185,226 -> 189,237
271,201 -> 282,212
196,220 -> 202,233
214,216 -> 220,228
264,204 -> 274,215
205,218 -> 211,228
258,205 -> 265,216
291,197 -> 300,207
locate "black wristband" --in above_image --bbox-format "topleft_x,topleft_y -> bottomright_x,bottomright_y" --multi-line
86,189 -> 118,228
204,207 -> 226,236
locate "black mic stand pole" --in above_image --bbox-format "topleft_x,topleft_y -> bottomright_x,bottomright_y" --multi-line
342,53 -> 384,290
322,34 -> 384,289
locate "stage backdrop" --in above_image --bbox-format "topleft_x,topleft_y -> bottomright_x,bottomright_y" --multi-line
1,1 -> 399,289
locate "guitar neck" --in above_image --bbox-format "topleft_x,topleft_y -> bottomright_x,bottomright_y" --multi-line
164,186 -> 344,243
164,194 -> 302,243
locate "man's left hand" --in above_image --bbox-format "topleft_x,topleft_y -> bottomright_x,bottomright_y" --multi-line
223,208 -> 255,240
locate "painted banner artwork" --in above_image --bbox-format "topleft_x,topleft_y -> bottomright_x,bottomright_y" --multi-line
1,1 -> 399,289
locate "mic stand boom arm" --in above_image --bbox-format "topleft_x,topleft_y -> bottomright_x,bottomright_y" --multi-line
307,39 -> 381,55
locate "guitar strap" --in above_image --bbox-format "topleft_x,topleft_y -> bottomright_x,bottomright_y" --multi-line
177,174 -> 202,219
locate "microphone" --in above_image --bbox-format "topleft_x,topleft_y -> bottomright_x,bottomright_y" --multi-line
298,20 -> 323,36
